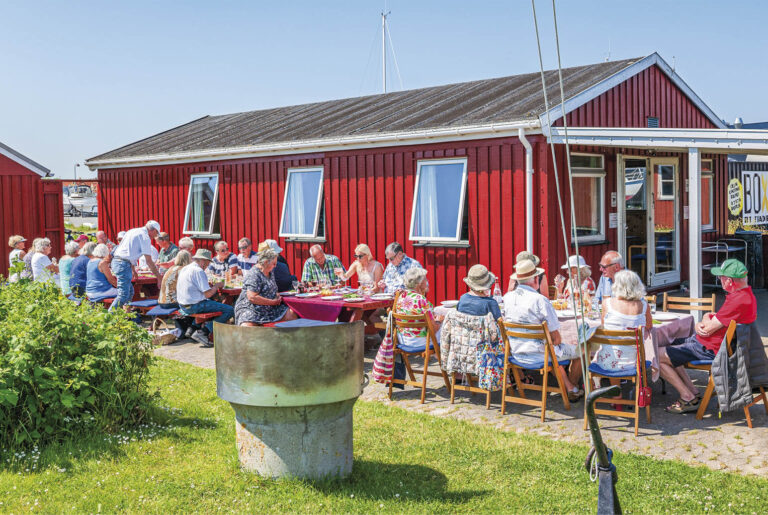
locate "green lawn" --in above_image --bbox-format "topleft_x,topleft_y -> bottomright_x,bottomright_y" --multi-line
2,358 -> 766,513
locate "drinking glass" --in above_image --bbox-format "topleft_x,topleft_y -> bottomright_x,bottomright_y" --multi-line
292,280 -> 299,292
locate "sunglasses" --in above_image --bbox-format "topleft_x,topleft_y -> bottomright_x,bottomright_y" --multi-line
238,246 -> 249,250
354,254 -> 366,259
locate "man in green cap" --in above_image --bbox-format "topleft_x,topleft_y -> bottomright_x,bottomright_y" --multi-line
660,259 -> 757,414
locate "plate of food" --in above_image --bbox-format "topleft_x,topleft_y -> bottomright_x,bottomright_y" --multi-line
343,297 -> 364,303
440,300 -> 459,308
653,312 -> 679,322
370,293 -> 394,300
279,291 -> 297,296
296,292 -> 320,298
322,295 -> 343,301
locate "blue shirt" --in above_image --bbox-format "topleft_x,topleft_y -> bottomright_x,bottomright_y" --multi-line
237,250 -> 258,271
69,255 -> 90,295
382,255 -> 422,293
595,275 -> 613,303
457,293 -> 502,320
207,253 -> 238,275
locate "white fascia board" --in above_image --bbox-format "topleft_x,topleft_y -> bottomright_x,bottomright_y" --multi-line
540,53 -> 725,132
0,144 -> 51,177
548,127 -> 768,154
86,120 -> 541,170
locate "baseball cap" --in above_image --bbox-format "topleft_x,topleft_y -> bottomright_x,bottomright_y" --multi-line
75,234 -> 89,243
710,259 -> 748,279
146,220 -> 161,232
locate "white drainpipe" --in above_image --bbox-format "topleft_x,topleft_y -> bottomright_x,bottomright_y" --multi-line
518,128 -> 534,252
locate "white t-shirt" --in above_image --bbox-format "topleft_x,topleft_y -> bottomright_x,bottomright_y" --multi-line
113,227 -> 153,263
138,245 -> 159,269
502,284 -> 560,358
31,253 -> 58,284
176,264 -> 211,305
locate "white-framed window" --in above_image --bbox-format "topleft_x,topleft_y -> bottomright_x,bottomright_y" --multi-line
702,159 -> 714,230
409,158 -> 468,243
571,153 -> 605,242
183,173 -> 220,235
657,164 -> 676,200
279,167 -> 325,238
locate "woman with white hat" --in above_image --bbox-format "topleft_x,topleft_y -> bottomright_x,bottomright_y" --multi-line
555,255 -> 596,299
457,264 -> 502,320
7,235 -> 27,281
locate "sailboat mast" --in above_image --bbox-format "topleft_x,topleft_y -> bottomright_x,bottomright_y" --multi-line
381,11 -> 387,93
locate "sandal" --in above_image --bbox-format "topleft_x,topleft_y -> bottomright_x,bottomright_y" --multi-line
568,389 -> 584,402
665,397 -> 700,414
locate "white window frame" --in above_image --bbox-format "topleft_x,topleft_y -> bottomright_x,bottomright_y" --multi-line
409,158 -> 469,244
702,159 -> 714,230
182,172 -> 220,236
278,167 -> 325,239
657,165 -> 676,200
570,153 -> 606,243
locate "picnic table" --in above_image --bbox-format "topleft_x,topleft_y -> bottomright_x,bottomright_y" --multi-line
557,310 -> 695,381
282,294 -> 392,326
132,275 -> 159,301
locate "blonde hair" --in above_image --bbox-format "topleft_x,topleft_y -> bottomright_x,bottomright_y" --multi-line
174,249 -> 192,267
8,235 -> 24,248
354,243 -> 372,258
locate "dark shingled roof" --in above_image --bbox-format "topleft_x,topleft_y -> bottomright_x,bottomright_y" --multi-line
90,56 -> 643,162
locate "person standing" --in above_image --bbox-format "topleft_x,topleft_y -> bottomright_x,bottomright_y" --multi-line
110,220 -> 162,310
7,235 -> 27,282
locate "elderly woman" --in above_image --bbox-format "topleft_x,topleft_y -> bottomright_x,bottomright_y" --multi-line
31,238 -> 59,284
85,244 -> 119,300
158,250 -> 195,336
235,248 -> 298,326
341,243 -> 384,289
393,267 -> 442,345
507,251 -> 550,297
69,242 -> 96,297
8,235 -> 27,281
457,264 -> 502,319
556,255 -> 596,299
21,237 -> 41,280
58,241 -> 80,295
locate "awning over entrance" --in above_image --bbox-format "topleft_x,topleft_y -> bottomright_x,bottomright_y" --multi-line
545,127 -> 768,317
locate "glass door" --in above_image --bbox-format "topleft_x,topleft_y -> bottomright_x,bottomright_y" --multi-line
623,158 -> 650,281
649,158 -> 680,287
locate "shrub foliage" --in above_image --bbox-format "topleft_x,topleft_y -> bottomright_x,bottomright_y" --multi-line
0,279 -> 155,447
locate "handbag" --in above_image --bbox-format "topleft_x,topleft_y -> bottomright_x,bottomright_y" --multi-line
635,327 -> 652,408
372,312 -> 395,383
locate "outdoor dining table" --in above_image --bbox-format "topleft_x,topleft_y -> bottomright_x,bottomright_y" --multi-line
281,294 -> 393,325
556,310 -> 695,382
132,275 -> 159,301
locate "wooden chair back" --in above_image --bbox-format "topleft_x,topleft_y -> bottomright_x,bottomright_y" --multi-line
644,295 -> 657,306
589,327 -> 647,364
662,292 -> 716,313
391,294 -> 438,349
548,285 -> 558,301
497,319 -> 559,367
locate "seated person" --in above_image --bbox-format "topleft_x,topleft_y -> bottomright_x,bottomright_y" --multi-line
507,251 -> 550,297
236,237 -> 258,271
208,240 -> 239,277
59,241 -> 80,296
235,248 -> 297,325
137,242 -> 159,270
177,249 -> 235,347
8,234 -> 27,282
257,241 -> 296,292
660,259 -> 757,414
393,267 -> 442,346
85,244 -> 119,300
301,244 -> 345,285
70,242 -> 96,297
457,264 -> 502,320
378,241 -> 422,293
596,250 -> 624,303
556,255 -> 595,298
155,232 -> 179,269
502,259 -> 583,401
341,243 -> 384,289
158,250 -> 196,337
31,238 -> 59,284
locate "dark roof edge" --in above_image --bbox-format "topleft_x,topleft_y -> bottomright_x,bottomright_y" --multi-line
0,141 -> 51,177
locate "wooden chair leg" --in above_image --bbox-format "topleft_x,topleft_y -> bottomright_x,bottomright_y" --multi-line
634,377 -> 641,437
450,372 -> 456,404
419,348 -> 430,404
760,387 -> 768,415
696,374 -> 716,421
511,367 -> 526,399
744,405 -> 753,429
540,365 -> 549,423
556,366 -> 571,411
402,354 -> 417,382
501,366 -> 509,415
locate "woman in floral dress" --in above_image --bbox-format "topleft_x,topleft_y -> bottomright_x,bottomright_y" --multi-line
235,248 -> 297,326
393,267 -> 442,346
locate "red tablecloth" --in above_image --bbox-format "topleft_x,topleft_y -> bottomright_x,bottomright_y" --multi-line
282,295 -> 391,322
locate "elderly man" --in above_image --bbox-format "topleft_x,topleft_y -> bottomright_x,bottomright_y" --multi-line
179,237 -> 195,254
301,244 -> 345,284
660,259 -> 757,414
110,221 -> 162,310
595,250 -> 624,303
502,259 -> 583,401
75,234 -> 89,250
177,249 -> 234,347
95,231 -> 115,250
236,237 -> 258,271
208,240 -> 239,276
378,241 -> 422,293
155,232 -> 179,269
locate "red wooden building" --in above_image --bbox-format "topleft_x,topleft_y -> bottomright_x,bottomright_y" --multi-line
0,142 -> 64,275
87,53 -> 733,303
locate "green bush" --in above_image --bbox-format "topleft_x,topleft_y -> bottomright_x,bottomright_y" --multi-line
0,279 -> 155,447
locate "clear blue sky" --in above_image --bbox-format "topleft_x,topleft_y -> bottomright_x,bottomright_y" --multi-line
1,0 -> 766,179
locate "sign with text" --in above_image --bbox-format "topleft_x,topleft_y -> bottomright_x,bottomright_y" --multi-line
742,171 -> 768,225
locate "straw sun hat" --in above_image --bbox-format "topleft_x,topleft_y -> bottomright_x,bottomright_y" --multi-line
463,264 -> 496,291
510,259 -> 545,281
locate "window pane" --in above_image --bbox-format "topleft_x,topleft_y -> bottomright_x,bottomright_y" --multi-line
662,181 -> 674,197
702,174 -> 713,227
702,160 -> 713,173
571,155 -> 602,169
281,170 -> 323,235
572,175 -> 602,237
185,175 -> 218,233
412,162 -> 465,239
625,166 -> 647,210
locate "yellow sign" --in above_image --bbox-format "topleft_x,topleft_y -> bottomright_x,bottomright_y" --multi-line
727,178 -> 743,216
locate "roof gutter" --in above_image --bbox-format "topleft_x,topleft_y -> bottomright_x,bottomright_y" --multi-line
518,127 -> 535,253
86,120 -> 541,170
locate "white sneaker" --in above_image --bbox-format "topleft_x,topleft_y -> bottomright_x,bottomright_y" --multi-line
171,328 -> 183,339
191,330 -> 210,346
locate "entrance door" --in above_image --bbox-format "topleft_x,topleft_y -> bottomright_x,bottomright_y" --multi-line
619,157 -> 681,287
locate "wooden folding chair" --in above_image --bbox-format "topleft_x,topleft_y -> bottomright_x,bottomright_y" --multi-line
644,295 -> 657,307
389,301 -> 450,404
690,321 -> 768,428
662,292 -> 715,313
496,319 -> 571,421
584,327 -> 651,436
443,312 -> 496,409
